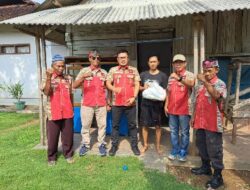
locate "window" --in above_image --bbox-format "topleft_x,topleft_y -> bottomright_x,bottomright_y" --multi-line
0,44 -> 30,54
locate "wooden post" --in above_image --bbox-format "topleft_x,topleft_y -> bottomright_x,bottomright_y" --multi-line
35,36 -> 46,146
224,68 -> 233,127
232,62 -> 242,144
41,27 -> 48,145
200,19 -> 205,71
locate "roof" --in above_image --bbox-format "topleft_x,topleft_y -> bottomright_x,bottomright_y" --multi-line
0,0 -> 38,21
1,0 -> 250,25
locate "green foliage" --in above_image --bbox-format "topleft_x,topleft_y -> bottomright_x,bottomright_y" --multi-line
4,81 -> 24,102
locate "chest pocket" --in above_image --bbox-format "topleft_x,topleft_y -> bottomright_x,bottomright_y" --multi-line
126,74 -> 134,84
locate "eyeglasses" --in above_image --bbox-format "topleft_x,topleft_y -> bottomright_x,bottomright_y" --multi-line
90,56 -> 101,61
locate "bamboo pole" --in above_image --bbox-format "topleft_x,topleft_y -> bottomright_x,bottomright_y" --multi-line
200,19 -> 205,71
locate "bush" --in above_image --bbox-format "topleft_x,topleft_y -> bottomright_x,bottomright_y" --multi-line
5,81 -> 24,102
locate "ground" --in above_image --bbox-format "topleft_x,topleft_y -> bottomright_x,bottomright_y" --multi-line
0,112 -> 249,190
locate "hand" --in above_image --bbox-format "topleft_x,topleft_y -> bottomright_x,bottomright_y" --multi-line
164,106 -> 168,114
170,72 -> 181,81
126,97 -> 135,106
144,83 -> 150,90
113,87 -> 122,94
197,73 -> 206,83
82,72 -> 92,78
189,119 -> 194,127
46,68 -> 54,78
106,105 -> 112,111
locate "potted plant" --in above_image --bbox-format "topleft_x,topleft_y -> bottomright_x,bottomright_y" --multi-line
5,81 -> 25,110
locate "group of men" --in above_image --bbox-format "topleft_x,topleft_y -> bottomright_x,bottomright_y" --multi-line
42,49 -> 226,189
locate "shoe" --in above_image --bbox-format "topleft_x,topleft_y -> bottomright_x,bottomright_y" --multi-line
178,155 -> 187,162
206,174 -> 224,189
79,144 -> 89,157
48,160 -> 56,166
99,144 -> 107,157
168,154 -> 177,161
66,157 -> 74,164
131,146 -> 140,156
109,146 -> 118,156
191,166 -> 212,176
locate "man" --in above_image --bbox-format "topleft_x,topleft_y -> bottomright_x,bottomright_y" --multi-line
139,55 -> 168,154
191,59 -> 226,189
42,54 -> 74,166
164,54 -> 195,162
73,50 -> 110,157
106,49 -> 140,156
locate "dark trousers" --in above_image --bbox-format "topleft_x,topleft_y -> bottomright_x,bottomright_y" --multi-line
196,129 -> 224,170
47,118 -> 74,161
111,106 -> 138,147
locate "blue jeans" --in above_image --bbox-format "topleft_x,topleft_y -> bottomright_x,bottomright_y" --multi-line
169,114 -> 190,157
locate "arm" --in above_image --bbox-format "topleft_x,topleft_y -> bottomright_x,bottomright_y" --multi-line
43,68 -> 53,96
170,72 -> 195,88
164,93 -> 169,113
197,74 -> 221,100
73,71 -> 92,89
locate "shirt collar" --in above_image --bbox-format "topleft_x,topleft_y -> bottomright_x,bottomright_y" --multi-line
90,65 -> 100,71
52,72 -> 64,79
177,69 -> 186,76
118,65 -> 129,70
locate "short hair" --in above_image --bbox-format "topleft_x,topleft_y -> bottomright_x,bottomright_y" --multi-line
117,49 -> 129,57
148,55 -> 160,62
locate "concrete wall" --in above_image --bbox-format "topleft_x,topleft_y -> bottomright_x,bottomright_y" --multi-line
0,26 -> 69,105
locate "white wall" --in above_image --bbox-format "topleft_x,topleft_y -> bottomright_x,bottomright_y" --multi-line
0,26 -> 69,105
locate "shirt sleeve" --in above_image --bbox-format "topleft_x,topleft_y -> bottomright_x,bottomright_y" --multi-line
161,72 -> 168,89
75,68 -> 88,81
215,80 -> 227,99
139,72 -> 144,86
186,71 -> 195,81
134,68 -> 141,82
107,67 -> 114,82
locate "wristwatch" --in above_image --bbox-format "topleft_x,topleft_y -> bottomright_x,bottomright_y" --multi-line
178,76 -> 183,82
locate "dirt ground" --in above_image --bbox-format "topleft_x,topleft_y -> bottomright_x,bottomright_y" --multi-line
167,166 -> 250,190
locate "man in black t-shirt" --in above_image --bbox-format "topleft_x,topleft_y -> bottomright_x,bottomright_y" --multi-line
139,55 -> 168,154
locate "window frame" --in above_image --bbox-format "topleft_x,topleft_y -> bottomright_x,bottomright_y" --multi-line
0,44 -> 31,55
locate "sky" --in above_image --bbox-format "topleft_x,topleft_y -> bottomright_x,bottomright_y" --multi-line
33,0 -> 45,3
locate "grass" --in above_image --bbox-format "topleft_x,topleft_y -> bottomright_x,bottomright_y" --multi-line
0,112 -> 199,190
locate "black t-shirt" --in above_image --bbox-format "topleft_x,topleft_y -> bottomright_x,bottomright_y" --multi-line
140,70 -> 168,104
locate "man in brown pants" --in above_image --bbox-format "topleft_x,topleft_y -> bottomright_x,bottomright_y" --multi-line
42,54 -> 74,166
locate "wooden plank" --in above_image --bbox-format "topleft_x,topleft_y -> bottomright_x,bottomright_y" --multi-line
235,62 -> 242,105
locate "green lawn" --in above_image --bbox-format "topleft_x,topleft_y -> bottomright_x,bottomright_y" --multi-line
0,112 -> 199,190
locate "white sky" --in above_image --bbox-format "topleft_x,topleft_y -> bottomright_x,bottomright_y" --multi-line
33,0 -> 45,3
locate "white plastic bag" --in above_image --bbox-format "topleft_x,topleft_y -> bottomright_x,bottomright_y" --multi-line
142,81 -> 166,101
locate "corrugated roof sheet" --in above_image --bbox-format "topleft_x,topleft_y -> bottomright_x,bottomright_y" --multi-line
1,0 -> 250,25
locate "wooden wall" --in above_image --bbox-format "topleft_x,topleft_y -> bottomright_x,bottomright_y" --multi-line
65,9 -> 250,71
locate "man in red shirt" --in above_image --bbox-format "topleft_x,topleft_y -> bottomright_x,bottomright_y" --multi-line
165,54 -> 195,162
73,50 -> 110,157
191,59 -> 227,190
42,54 -> 74,166
106,49 -> 140,156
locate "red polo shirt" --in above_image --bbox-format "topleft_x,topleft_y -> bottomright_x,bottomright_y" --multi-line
193,76 -> 227,133
107,65 -> 140,106
76,65 -> 107,107
167,70 -> 194,115
42,73 -> 74,121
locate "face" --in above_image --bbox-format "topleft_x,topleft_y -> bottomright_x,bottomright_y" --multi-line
117,52 -> 129,66
52,61 -> 65,75
172,60 -> 186,73
148,56 -> 159,70
203,67 -> 219,81
89,55 -> 101,67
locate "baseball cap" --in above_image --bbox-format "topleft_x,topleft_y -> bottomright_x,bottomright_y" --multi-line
173,54 -> 186,62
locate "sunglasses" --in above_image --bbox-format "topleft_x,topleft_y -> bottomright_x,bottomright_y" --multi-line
90,56 -> 101,61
